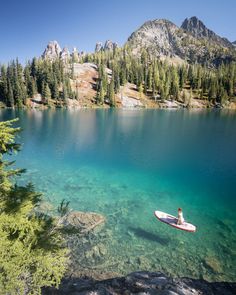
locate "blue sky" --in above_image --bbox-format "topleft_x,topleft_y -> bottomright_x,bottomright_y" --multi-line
1,0 -> 236,64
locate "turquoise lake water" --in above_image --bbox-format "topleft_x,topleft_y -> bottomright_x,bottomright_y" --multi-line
0,109 -> 236,281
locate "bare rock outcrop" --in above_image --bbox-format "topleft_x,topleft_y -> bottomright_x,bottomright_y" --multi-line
95,42 -> 103,52
60,47 -> 70,63
104,40 -> 118,51
126,17 -> 236,65
42,40 -> 62,60
95,40 -> 118,52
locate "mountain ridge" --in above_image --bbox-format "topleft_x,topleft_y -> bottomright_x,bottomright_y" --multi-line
126,16 -> 235,65
41,16 -> 236,66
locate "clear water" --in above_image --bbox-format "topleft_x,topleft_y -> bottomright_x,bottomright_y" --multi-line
0,109 -> 236,281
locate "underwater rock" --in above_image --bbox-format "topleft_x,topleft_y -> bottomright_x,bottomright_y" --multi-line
91,245 -> 101,259
98,244 -> 107,256
204,256 -> 222,273
61,211 -> 106,234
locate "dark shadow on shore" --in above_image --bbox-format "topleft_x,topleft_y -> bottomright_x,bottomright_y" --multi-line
42,272 -> 236,295
128,226 -> 170,245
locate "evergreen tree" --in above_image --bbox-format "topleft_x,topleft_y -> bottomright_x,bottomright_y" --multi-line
0,48 -> 236,108
97,81 -> 105,104
0,119 -> 68,294
108,78 -> 116,107
0,65 -> 8,104
28,77 -> 37,97
208,78 -> 217,102
42,82 -> 51,103
7,80 -> 14,107
62,81 -> 68,101
51,76 -> 59,100
138,83 -> 143,99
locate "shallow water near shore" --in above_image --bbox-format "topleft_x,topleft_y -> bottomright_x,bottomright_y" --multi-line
1,108 -> 236,281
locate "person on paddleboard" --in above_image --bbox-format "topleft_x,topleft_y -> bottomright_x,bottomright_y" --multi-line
177,208 -> 184,225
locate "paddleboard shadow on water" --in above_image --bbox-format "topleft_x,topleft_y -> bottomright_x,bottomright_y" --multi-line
128,226 -> 170,245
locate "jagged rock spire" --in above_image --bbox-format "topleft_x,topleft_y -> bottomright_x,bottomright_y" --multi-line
95,40 -> 118,52
60,47 -> 70,62
181,16 -> 232,47
42,40 -> 62,60
72,47 -> 79,62
95,42 -> 103,52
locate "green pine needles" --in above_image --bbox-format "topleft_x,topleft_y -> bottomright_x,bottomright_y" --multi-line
0,119 -> 68,295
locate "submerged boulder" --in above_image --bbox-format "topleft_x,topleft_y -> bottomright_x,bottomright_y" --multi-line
204,256 -> 222,273
61,211 -> 105,233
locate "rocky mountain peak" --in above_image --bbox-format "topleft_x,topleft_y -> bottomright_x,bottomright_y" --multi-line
104,40 -> 118,51
42,40 -> 62,60
127,18 -> 180,57
233,41 -> 236,47
95,42 -> 103,52
126,17 -> 235,65
60,47 -> 70,62
181,16 -> 232,48
95,40 -> 118,52
181,16 -> 212,38
137,18 -> 177,34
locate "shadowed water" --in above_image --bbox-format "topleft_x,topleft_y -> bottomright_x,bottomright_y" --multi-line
1,108 -> 236,281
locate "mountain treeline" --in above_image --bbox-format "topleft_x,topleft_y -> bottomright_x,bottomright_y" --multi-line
0,58 -> 75,107
85,46 -> 236,106
0,46 -> 236,107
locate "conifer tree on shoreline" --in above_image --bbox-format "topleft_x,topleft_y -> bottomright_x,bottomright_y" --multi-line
0,50 -> 235,107
0,119 -> 68,294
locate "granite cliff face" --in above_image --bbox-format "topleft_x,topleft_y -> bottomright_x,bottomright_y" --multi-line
126,16 -> 235,65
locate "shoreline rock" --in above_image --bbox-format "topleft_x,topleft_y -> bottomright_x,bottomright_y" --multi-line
1,99 -> 236,110
43,271 -> 236,294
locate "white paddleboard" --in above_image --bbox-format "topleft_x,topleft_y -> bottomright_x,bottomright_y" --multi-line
154,210 -> 196,232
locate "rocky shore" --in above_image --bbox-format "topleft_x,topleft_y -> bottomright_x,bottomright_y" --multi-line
42,211 -> 236,294
43,271 -> 236,295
